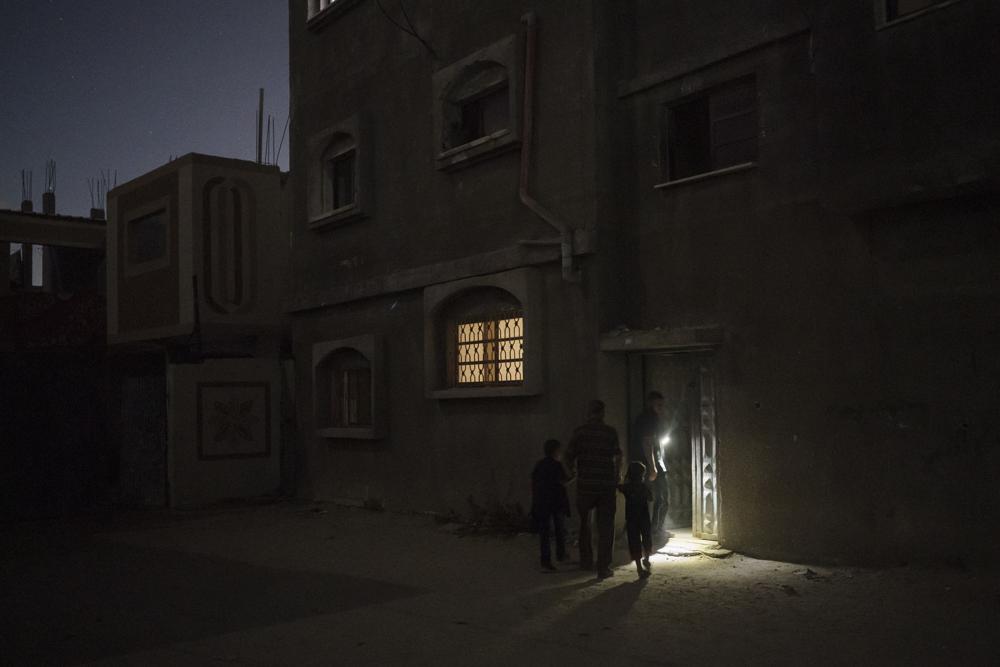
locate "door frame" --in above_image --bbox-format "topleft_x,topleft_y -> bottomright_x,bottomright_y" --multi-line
602,326 -> 723,541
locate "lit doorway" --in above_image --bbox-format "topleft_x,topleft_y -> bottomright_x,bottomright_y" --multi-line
627,351 -> 720,541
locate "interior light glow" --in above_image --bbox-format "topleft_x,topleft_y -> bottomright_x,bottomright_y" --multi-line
659,434 -> 671,446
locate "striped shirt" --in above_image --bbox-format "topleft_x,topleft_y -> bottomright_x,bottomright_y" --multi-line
566,419 -> 622,495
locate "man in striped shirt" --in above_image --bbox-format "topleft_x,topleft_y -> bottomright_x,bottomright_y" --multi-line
566,399 -> 623,578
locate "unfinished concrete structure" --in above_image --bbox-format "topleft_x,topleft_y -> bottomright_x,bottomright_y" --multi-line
287,0 -> 1000,564
0,199 -> 108,519
106,154 -> 289,508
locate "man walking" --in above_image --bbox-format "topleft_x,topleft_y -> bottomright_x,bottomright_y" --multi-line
566,400 -> 623,579
631,391 -> 669,533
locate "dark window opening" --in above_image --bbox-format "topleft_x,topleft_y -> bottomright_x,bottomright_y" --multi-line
320,348 -> 372,428
666,77 -> 757,181
328,150 -> 356,210
128,210 -> 168,265
454,84 -> 509,147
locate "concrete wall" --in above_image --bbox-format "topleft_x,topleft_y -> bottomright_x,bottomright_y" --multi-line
288,0 -> 1000,563
615,0 -> 1000,563
168,358 -> 283,507
288,0 -> 611,515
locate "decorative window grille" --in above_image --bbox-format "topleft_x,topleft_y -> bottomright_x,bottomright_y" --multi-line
455,313 -> 524,386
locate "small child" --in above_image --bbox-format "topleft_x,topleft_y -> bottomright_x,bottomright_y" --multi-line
531,439 -> 571,571
618,460 -> 654,578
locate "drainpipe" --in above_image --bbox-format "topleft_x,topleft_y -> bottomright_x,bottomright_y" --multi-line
518,12 -> 581,283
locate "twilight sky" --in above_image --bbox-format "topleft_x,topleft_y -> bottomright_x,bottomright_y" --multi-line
0,0 -> 289,216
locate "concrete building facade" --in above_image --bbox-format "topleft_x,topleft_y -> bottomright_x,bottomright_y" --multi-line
286,0 -> 1000,564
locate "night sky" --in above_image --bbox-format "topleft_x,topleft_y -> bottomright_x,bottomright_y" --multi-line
1,0 -> 289,216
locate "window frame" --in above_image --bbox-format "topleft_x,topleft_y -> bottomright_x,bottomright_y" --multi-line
451,309 -> 525,388
424,268 -> 543,400
312,334 -> 386,440
875,0 -> 963,28
661,75 -> 759,185
307,114 -> 370,231
122,196 -> 172,277
432,35 -> 523,171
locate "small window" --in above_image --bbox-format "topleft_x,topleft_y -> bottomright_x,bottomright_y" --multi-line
312,335 -> 385,439
307,0 -> 338,20
665,77 -> 758,181
456,85 -> 510,147
128,209 -> 167,265
455,311 -> 524,386
442,62 -> 511,152
327,150 -> 356,211
330,351 -> 372,427
886,0 -> 952,20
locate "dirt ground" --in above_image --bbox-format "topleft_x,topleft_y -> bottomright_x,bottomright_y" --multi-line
1,502 -> 997,666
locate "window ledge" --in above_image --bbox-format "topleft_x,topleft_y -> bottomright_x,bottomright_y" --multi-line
317,426 -> 383,440
436,130 -> 519,171
654,162 -> 757,190
308,205 -> 364,231
429,384 -> 538,400
307,0 -> 365,31
876,1 -> 962,30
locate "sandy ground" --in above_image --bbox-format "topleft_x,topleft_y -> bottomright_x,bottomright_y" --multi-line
1,502 -> 997,666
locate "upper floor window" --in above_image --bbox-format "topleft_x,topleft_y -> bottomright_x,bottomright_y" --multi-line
664,76 -> 758,182
432,35 -> 522,171
324,143 -> 357,212
128,209 -> 167,265
307,0 -> 339,20
307,115 -> 369,230
884,0 -> 958,22
444,63 -> 511,151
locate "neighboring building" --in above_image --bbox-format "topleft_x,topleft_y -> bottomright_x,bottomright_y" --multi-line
105,154 -> 290,508
0,203 -> 107,519
287,0 -> 1000,564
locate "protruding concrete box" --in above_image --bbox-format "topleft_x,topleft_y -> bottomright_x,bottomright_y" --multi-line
107,154 -> 287,346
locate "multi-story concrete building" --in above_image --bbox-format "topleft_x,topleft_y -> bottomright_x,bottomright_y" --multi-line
284,0 -> 1000,565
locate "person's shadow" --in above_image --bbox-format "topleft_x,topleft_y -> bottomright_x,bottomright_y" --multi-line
547,578 -> 649,640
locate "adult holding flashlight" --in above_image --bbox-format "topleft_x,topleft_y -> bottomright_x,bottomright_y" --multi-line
631,390 -> 670,534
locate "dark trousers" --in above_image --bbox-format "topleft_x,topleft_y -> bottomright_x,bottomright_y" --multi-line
577,492 -> 616,571
538,511 -> 566,565
651,474 -> 669,531
626,505 -> 652,561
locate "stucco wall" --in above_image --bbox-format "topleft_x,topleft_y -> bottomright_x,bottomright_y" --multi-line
292,264 -> 601,516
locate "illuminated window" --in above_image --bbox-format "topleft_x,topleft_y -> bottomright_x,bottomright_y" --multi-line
455,312 -> 524,386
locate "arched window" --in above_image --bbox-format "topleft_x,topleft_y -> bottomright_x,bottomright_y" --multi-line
308,115 -> 368,229
316,347 -> 371,428
432,35 -> 521,171
312,335 -> 385,439
321,134 -> 357,213
443,288 -> 524,387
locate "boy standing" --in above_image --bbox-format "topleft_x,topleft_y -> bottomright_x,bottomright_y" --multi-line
531,439 -> 570,571
619,461 -> 654,578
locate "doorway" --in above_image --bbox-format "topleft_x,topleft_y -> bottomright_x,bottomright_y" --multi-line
628,351 -> 720,541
